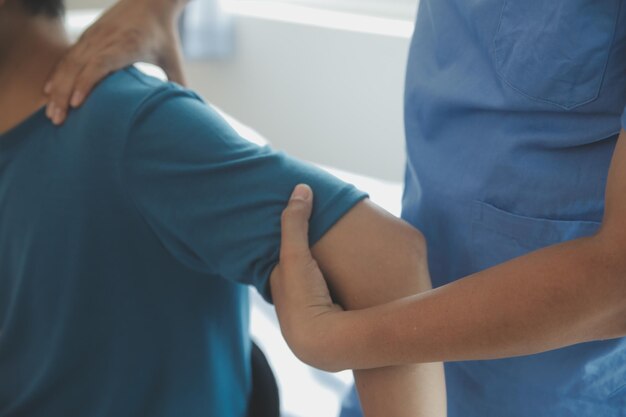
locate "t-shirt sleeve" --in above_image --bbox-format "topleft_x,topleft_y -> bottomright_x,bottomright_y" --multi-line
122,85 -> 368,300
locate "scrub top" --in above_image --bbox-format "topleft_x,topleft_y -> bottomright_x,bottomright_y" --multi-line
342,0 -> 626,416
0,67 -> 367,417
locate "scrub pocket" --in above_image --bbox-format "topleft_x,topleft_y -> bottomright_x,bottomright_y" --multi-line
470,201 -> 626,402
493,0 -> 620,110
470,200 -> 600,271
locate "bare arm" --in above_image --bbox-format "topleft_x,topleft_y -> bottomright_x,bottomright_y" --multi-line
273,130 -> 626,371
271,187 -> 446,417
45,0 -> 189,124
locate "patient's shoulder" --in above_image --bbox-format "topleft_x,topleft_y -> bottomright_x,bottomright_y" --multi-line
83,66 -> 200,118
55,66 -> 207,163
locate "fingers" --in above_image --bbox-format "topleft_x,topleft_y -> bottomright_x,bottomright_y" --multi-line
70,50 -> 123,107
46,42 -> 130,125
45,36 -> 187,127
279,184 -> 314,268
43,0 -> 189,126
45,45 -> 88,125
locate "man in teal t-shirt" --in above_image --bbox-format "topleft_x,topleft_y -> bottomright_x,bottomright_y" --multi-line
0,1 -> 445,416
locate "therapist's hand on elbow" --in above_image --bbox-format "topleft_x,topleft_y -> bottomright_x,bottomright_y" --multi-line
271,184 -> 359,372
45,0 -> 188,125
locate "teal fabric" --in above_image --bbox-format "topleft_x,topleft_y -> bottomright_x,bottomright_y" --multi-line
343,1 -> 626,416
0,67 -> 367,417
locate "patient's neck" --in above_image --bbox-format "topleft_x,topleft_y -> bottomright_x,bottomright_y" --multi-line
0,15 -> 69,134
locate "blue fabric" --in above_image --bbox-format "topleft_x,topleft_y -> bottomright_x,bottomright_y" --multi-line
0,67 -> 367,417
342,1 -> 626,416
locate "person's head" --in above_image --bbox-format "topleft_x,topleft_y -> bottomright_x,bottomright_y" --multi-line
23,0 -> 65,16
0,0 -> 65,56
0,0 -> 64,18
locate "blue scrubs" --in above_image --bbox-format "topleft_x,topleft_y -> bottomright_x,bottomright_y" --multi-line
343,0 -> 626,415
0,67 -> 366,417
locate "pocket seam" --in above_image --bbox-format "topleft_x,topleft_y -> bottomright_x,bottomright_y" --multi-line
607,381 -> 626,400
472,200 -> 601,248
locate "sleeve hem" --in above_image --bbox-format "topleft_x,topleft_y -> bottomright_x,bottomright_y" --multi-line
309,186 -> 369,246
258,186 -> 369,303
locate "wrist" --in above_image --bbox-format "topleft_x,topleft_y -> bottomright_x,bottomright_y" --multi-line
308,310 -> 366,373
167,0 -> 190,14
286,309 -> 349,373
144,0 -> 188,24
155,0 -> 189,11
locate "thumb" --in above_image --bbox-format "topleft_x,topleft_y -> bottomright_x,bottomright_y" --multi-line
280,184 -> 314,266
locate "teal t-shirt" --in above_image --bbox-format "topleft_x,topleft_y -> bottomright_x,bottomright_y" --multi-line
0,67 -> 366,417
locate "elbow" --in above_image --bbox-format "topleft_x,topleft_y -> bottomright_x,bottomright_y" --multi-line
359,223 -> 431,305
400,225 -> 432,293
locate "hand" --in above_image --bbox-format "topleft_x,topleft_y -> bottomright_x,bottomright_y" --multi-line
270,184 -> 347,372
45,0 -> 188,125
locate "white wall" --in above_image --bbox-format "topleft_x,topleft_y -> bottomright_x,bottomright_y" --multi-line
66,1 -> 412,181
65,0 -> 113,9
186,15 -> 410,181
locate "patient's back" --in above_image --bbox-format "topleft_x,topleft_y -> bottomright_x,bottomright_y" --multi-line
0,67 -> 365,417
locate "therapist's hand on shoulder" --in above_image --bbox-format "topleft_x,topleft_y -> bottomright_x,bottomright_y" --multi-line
270,184 -> 349,372
45,0 -> 188,125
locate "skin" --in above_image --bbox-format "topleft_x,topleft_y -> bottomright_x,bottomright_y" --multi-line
44,0 -> 188,125
308,198 -> 446,417
3,1 -> 447,415
0,1 -> 68,133
271,137 -> 626,372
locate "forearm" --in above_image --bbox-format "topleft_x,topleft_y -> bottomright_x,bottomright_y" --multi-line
351,365 -> 445,417
351,311 -> 445,417
311,200 -> 445,417
145,0 -> 189,84
333,233 -> 626,369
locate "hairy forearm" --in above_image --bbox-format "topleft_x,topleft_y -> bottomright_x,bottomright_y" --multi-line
330,233 -> 626,370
